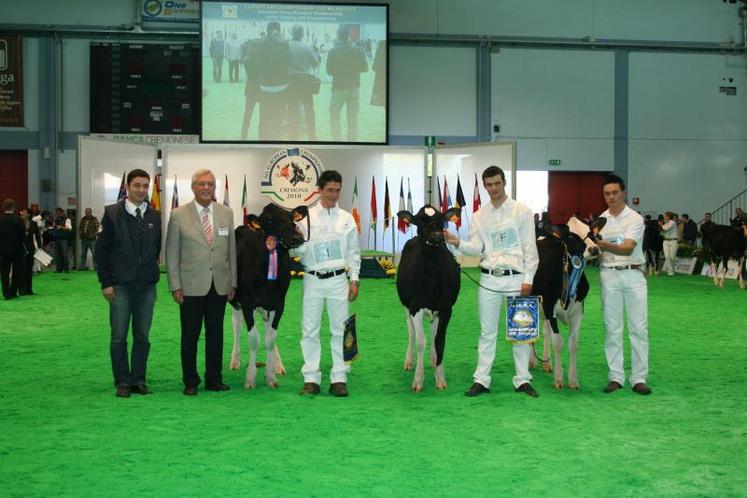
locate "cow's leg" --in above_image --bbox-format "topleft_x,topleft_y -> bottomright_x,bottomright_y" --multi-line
566,302 -> 582,390
403,307 -> 415,371
230,307 -> 244,370
547,318 -> 564,389
739,257 -> 746,290
245,322 -> 260,389
273,346 -> 286,375
719,260 -> 727,288
429,311 -> 438,368
263,311 -> 279,388
410,309 -> 427,392
711,261 -> 720,287
542,320 -> 553,373
431,310 -> 449,390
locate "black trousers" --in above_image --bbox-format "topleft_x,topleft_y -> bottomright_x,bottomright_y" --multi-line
179,282 -> 228,387
18,253 -> 33,294
0,252 -> 22,299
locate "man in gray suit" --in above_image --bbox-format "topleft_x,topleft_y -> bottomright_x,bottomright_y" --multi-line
166,169 -> 237,395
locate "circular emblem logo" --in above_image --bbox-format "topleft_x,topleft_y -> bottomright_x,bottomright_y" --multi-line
571,255 -> 583,269
261,148 -> 324,208
143,0 -> 163,17
511,309 -> 535,328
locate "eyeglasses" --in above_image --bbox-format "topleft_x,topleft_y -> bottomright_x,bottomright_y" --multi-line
194,181 -> 216,188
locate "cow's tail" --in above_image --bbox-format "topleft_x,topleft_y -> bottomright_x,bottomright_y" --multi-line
434,308 -> 452,366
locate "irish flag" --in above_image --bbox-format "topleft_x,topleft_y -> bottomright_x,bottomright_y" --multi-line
351,176 -> 361,233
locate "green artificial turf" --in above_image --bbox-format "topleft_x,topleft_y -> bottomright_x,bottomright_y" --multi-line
1,268 -> 746,496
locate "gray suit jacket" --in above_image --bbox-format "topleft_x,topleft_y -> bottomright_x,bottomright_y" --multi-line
166,201 -> 237,296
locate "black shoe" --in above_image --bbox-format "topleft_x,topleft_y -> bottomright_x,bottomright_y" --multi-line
465,382 -> 490,397
205,383 -> 230,391
514,383 -> 539,398
603,381 -> 623,393
115,386 -> 131,398
183,385 -> 198,396
329,382 -> 349,397
131,384 -> 153,395
632,382 -> 652,395
299,382 -> 320,395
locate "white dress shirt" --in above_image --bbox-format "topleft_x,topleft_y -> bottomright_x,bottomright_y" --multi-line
599,204 -> 646,267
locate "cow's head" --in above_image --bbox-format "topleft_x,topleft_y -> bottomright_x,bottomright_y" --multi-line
247,203 -> 308,249
565,216 -> 605,260
397,205 -> 461,246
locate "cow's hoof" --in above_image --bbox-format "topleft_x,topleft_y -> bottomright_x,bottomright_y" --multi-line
244,382 -> 256,389
411,384 -> 423,392
435,382 -> 447,390
403,361 -> 413,371
229,361 -> 240,370
568,383 -> 580,390
543,363 -> 553,373
275,366 -> 287,376
267,381 -> 279,388
554,380 -> 563,389
255,361 -> 266,368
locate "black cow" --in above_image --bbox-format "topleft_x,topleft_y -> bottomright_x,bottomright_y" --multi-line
230,203 -> 308,388
530,217 -> 598,389
396,205 -> 461,391
643,219 -> 663,276
702,220 -> 746,289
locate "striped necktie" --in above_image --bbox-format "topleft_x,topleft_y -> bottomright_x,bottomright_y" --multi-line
202,207 -> 213,246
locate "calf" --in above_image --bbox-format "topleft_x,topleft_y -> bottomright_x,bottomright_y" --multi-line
396,205 -> 461,391
230,203 -> 308,388
530,217 -> 598,389
702,221 -> 746,289
643,219 -> 663,276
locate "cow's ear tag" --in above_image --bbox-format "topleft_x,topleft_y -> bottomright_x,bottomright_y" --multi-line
293,213 -> 303,222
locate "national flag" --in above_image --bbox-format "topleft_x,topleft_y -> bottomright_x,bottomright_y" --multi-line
454,175 -> 466,228
351,176 -> 361,233
370,176 -> 377,232
442,176 -> 452,213
171,175 -> 180,210
149,173 -> 162,211
397,178 -> 407,233
117,171 -> 127,202
406,178 -> 413,214
241,174 -> 248,220
383,178 -> 391,231
223,174 -> 230,206
473,173 -> 481,213
435,176 -> 442,211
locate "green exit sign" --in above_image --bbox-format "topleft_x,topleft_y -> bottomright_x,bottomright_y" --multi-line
549,159 -> 561,166
425,136 -> 436,147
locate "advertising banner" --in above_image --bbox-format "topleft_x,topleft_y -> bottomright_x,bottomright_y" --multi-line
0,35 -> 23,127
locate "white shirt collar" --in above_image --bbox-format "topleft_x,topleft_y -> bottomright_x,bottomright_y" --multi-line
195,201 -> 213,215
125,198 -> 148,217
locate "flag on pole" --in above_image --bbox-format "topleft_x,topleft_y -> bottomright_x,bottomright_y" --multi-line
454,175 -> 466,228
117,171 -> 127,202
351,176 -> 361,233
223,174 -> 230,206
472,173 -> 481,213
435,176 -> 442,211
397,178 -> 407,233
442,176 -> 452,213
370,176 -> 377,232
171,175 -> 180,210
406,178 -> 414,213
241,174 -> 248,220
149,173 -> 162,211
383,177 -> 391,231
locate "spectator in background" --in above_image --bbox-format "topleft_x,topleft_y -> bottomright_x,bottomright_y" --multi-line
0,199 -> 25,300
699,212 -> 715,250
287,24 -> 321,142
733,207 -> 745,226
370,40 -> 386,107
255,22 -> 291,140
225,32 -> 242,83
660,211 -> 678,277
681,214 -> 697,246
240,38 -> 261,140
79,207 -> 100,271
326,25 -> 368,142
210,31 -> 225,83
52,207 -> 72,273
18,207 -> 41,295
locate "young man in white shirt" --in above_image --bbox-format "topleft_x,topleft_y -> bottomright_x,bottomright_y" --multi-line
445,165 -> 540,398
294,170 -> 361,397
595,174 -> 652,395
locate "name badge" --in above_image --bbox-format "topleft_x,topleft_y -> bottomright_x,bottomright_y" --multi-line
218,227 -> 229,236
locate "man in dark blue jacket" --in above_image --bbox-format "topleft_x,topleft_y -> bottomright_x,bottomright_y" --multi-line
95,169 -> 162,398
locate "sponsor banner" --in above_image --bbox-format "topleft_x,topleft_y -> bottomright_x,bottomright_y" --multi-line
142,0 -> 199,22
261,148 -> 324,208
701,260 -> 743,280
91,133 -> 200,146
674,257 -> 697,275
0,35 -> 23,127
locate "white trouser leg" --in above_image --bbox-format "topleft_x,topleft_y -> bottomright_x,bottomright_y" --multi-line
624,271 -> 649,385
511,343 -> 533,388
326,276 -> 351,384
663,240 -> 678,275
301,277 -> 325,384
601,268 -> 626,385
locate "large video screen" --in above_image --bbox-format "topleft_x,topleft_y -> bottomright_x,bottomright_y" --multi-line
201,1 -> 388,144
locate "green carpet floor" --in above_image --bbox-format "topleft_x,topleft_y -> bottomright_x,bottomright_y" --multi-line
1,268 -> 745,496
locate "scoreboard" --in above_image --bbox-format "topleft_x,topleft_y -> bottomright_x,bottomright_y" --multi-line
90,42 -> 200,134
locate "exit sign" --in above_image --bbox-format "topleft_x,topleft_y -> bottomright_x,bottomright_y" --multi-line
549,159 -> 561,166
424,136 -> 436,147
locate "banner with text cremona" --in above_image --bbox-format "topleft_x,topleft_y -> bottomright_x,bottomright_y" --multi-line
0,35 -> 23,127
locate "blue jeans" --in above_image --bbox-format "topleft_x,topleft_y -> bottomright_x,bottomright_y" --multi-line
109,284 -> 156,387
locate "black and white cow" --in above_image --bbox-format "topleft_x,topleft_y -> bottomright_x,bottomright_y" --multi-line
230,203 -> 308,388
396,205 -> 461,391
702,220 -> 746,289
530,216 -> 599,389
643,218 -> 663,276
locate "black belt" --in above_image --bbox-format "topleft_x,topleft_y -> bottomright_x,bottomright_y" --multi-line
481,268 -> 521,277
664,238 -> 678,241
308,268 -> 346,279
605,264 -> 642,270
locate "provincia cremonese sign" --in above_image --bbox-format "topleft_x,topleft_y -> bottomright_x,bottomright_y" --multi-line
261,148 -> 324,208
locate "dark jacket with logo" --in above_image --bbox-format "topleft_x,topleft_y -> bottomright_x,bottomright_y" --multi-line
95,201 -> 161,288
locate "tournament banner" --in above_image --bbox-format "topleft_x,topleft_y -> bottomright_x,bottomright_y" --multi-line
506,296 -> 541,344
0,35 -> 23,127
343,314 -> 359,364
142,0 -> 199,23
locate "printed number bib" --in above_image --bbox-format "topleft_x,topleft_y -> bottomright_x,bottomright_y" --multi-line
489,227 -> 519,252
312,237 -> 343,265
